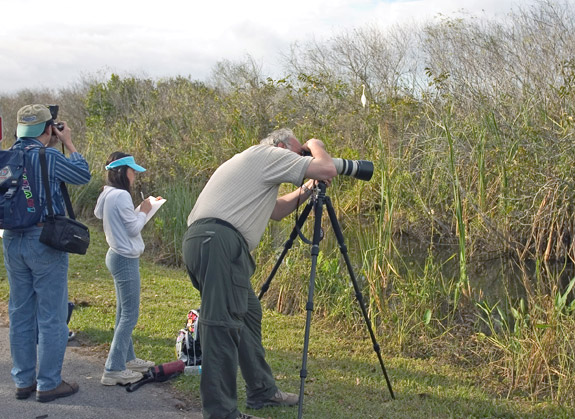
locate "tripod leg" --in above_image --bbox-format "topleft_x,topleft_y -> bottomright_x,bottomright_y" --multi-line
324,196 -> 395,400
297,185 -> 326,419
258,200 -> 313,300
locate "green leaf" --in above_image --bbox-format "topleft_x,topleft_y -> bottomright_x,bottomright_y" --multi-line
423,309 -> 432,325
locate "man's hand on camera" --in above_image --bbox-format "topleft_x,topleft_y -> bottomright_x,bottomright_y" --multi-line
302,138 -> 326,156
302,138 -> 337,181
308,179 -> 332,189
52,121 -> 78,153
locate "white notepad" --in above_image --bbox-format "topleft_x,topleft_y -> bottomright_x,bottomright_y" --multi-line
135,196 -> 167,224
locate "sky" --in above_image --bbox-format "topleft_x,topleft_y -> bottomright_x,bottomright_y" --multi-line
0,0 -> 537,95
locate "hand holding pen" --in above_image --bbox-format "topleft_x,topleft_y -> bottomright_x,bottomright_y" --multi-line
139,192 -> 153,214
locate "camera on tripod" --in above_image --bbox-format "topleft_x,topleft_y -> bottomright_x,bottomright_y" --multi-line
261,152 -> 394,412
301,150 -> 374,181
47,104 -> 64,131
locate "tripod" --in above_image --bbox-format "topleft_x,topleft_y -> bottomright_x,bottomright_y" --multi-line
258,182 -> 395,418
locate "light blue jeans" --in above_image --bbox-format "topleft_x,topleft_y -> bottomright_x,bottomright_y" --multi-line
104,249 -> 140,371
3,227 -> 69,391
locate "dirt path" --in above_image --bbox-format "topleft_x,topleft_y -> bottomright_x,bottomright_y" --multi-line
0,306 -> 203,419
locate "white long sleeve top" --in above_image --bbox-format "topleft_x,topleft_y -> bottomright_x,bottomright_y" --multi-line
94,186 -> 147,258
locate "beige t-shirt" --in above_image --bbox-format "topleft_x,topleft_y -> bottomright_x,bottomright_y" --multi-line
187,145 -> 312,250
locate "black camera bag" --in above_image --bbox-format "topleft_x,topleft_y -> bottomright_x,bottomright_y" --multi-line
38,147 -> 90,255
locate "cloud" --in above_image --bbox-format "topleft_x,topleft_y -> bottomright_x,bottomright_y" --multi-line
0,0 -> 524,94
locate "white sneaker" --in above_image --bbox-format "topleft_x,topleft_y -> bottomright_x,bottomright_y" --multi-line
126,358 -> 155,373
101,369 -> 143,386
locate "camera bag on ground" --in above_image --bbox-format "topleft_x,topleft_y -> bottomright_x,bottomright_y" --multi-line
176,308 -> 202,366
0,144 -> 44,230
38,147 -> 90,255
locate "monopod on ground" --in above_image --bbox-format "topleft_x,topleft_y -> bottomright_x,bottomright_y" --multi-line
126,360 -> 185,392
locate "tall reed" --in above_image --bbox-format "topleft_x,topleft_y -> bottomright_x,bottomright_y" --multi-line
358,125 -> 397,324
143,179 -> 203,265
443,117 -> 470,305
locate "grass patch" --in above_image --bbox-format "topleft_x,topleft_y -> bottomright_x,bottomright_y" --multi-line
0,224 -> 573,418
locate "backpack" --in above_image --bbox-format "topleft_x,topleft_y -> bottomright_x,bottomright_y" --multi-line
0,145 -> 43,230
175,309 -> 202,366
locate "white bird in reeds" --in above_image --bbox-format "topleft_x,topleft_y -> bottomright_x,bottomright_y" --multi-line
361,84 -> 367,108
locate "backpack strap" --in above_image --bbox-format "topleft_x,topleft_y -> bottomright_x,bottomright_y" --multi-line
39,147 -> 76,221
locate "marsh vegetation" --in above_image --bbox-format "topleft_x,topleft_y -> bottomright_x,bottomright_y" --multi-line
1,0 -> 574,410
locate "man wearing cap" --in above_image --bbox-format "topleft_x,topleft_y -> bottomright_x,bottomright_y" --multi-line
3,104 -> 90,402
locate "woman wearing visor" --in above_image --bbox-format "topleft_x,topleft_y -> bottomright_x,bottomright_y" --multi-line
94,152 -> 156,385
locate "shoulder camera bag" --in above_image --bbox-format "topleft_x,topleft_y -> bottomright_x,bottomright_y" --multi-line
38,147 -> 90,254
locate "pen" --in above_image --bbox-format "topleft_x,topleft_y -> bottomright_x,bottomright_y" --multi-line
140,192 -> 145,200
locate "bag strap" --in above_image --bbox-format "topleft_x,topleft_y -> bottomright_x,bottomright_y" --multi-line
60,183 -> 76,219
39,147 -> 76,220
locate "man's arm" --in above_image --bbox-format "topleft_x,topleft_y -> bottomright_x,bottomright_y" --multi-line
302,138 -> 337,180
49,122 -> 91,185
271,138 -> 337,221
270,179 -> 317,221
52,150 -> 91,185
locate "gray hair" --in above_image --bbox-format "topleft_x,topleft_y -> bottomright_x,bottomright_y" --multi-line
260,128 -> 295,147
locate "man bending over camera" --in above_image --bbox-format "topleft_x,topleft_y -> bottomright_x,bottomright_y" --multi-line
182,128 -> 336,419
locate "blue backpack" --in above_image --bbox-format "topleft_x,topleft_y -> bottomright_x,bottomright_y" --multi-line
0,145 -> 43,230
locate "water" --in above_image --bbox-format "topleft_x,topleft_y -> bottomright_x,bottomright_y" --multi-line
288,220 -> 575,304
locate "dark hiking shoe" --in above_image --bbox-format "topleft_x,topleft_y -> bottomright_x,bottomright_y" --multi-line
238,413 -> 265,419
36,380 -> 79,403
246,389 -> 299,409
15,381 -> 37,399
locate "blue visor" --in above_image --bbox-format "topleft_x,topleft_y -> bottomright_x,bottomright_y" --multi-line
105,156 -> 146,172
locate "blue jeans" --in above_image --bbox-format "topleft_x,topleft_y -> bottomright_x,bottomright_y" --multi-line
3,227 -> 69,391
105,249 -> 140,371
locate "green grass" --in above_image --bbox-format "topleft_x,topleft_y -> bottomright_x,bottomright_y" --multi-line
0,224 -> 573,418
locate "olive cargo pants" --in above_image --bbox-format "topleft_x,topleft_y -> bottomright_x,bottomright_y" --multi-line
182,219 -> 278,419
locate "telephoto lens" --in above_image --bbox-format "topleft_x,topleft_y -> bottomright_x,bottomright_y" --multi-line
300,151 -> 374,181
332,158 -> 374,181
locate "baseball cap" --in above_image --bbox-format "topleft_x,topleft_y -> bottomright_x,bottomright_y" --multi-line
105,156 -> 146,172
16,104 -> 53,138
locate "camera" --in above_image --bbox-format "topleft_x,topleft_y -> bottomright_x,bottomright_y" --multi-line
47,104 -> 64,131
301,150 -> 373,181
